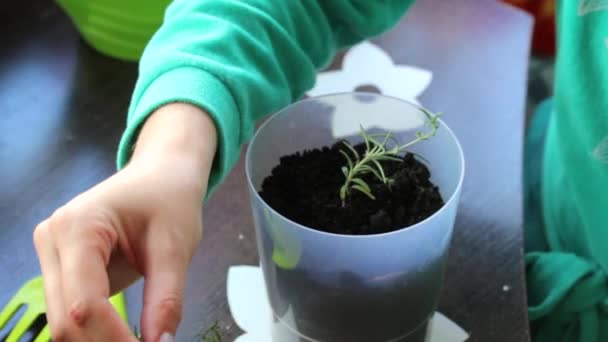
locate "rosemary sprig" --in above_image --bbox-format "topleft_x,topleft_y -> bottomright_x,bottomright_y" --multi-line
339,108 -> 441,206
133,321 -> 224,341
198,321 -> 223,342
133,326 -> 142,341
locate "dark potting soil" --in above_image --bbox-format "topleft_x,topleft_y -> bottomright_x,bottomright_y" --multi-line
259,141 -> 444,235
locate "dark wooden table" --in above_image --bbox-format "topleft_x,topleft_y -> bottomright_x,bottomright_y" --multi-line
0,0 -> 532,341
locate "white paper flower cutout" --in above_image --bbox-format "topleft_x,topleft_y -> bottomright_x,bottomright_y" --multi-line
307,41 -> 433,139
227,265 -> 469,342
308,41 -> 432,103
227,266 -> 273,342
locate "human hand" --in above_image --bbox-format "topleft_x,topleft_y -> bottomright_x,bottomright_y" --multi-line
33,103 -> 217,342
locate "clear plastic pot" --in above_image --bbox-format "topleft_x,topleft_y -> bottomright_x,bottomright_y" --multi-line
246,93 -> 465,342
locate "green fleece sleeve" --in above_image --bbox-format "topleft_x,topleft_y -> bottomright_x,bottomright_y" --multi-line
116,0 -> 415,197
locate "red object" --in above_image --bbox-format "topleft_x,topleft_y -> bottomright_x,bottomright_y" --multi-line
504,0 -> 556,56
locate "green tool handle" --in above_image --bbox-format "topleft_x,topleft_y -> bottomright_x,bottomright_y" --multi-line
109,291 -> 128,322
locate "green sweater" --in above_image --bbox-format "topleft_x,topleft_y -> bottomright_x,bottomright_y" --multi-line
116,0 -> 414,195
525,1 -> 608,341
114,1 -> 608,341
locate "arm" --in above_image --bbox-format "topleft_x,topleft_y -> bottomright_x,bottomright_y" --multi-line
118,0 -> 416,197
35,1 -> 415,341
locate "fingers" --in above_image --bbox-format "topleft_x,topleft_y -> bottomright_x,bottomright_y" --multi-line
33,220 -> 71,341
56,223 -> 115,316
141,223 -> 190,342
58,242 -> 112,331
77,298 -> 138,342
45,209 -> 138,342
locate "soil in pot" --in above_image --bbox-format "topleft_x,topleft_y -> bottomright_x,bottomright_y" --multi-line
259,141 -> 444,235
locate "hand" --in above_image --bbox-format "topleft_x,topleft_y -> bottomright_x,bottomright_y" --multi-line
33,103 -> 217,342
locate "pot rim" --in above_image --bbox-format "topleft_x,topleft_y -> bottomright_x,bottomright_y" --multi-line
245,91 -> 465,239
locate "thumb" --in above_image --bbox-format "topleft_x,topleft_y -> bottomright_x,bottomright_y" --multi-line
140,228 -> 190,342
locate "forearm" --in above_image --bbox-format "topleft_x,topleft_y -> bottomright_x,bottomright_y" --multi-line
117,0 -> 415,197
130,103 -> 218,194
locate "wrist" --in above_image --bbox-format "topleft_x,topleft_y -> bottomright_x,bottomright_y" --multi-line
131,103 -> 218,189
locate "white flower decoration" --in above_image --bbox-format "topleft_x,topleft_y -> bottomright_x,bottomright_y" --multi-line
307,41 -> 433,138
227,266 -> 272,342
227,265 -> 469,342
308,41 -> 432,103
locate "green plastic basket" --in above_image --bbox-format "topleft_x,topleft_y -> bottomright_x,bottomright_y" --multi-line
56,0 -> 171,61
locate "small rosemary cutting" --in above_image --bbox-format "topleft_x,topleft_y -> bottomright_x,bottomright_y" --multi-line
133,321 -> 223,341
339,108 -> 441,206
198,321 -> 223,342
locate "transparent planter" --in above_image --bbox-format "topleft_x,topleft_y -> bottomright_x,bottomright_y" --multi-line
246,93 -> 465,342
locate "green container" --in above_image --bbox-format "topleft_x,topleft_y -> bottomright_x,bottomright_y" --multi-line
56,0 -> 171,61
